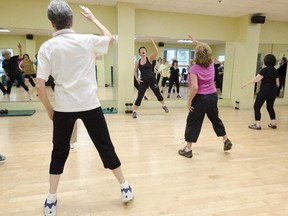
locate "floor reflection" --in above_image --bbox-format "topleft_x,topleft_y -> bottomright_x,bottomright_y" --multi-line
0,86 -> 115,102
135,86 -> 190,101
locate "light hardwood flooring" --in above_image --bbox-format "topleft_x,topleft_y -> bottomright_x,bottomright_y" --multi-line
0,105 -> 288,215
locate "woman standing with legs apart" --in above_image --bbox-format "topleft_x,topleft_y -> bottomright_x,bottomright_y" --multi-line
178,35 -> 232,158
242,54 -> 279,130
36,1 -> 133,215
132,39 -> 169,118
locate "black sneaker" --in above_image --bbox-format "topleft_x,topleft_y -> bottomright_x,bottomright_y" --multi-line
268,123 -> 277,129
178,148 -> 193,158
248,124 -> 261,130
224,139 -> 232,151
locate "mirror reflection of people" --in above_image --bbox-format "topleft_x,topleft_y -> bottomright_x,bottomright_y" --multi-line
0,81 -> 7,95
2,44 -> 32,100
132,40 -> 169,118
167,60 -> 181,98
214,57 -> 222,98
19,53 -> 37,87
277,56 -> 287,97
159,58 -> 170,93
36,1 -> 133,215
154,57 -> 162,85
178,35 -> 232,158
242,54 -> 279,130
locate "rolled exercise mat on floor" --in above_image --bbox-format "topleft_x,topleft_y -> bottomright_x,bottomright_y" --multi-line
0,110 -> 36,117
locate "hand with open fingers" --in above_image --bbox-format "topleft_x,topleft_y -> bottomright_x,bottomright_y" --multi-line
137,78 -> 144,84
80,5 -> 95,21
187,102 -> 194,112
188,35 -> 198,44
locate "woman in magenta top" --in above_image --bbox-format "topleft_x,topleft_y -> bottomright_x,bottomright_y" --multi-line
178,35 -> 232,158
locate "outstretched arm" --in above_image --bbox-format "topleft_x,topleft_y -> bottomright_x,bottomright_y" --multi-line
80,5 -> 114,43
241,74 -> 263,89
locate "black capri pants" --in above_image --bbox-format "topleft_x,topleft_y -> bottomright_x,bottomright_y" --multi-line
168,75 -> 180,93
253,86 -> 277,121
135,76 -> 163,106
50,107 -> 121,174
6,72 -> 29,94
185,92 -> 226,143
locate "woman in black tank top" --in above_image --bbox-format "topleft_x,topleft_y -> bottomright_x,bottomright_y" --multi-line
132,39 -> 169,118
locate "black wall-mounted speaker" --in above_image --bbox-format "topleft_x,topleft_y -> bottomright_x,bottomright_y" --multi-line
26,34 -> 34,40
251,15 -> 266,24
158,42 -> 164,47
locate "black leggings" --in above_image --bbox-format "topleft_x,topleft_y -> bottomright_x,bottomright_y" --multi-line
254,87 -> 277,121
50,107 -> 121,174
0,82 -> 6,94
6,73 -> 29,94
24,73 -> 36,87
161,77 -> 169,87
168,75 -> 180,93
134,77 -> 163,106
185,93 -> 226,143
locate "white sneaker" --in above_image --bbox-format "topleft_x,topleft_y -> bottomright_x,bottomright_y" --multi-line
28,92 -> 32,100
70,143 -> 75,149
121,182 -> 134,202
44,199 -> 57,216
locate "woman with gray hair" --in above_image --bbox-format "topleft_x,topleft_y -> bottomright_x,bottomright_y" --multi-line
2,45 -> 32,100
36,1 -> 133,215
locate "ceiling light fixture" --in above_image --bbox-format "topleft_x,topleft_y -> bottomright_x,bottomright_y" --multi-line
177,39 -> 192,43
0,28 -> 10,33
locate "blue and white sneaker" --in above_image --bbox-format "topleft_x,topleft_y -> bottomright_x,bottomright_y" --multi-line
44,199 -> 57,216
0,154 -> 6,162
121,184 -> 134,202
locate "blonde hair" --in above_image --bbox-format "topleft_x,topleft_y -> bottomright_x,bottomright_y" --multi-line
194,42 -> 212,67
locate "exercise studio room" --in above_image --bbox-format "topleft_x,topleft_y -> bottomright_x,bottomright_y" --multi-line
0,0 -> 288,215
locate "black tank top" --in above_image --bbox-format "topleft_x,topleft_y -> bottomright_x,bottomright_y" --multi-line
138,57 -> 155,80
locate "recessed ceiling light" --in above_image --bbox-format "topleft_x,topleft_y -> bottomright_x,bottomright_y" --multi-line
177,39 -> 192,43
0,28 -> 10,33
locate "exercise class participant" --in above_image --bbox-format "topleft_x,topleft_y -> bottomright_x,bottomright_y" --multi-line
132,39 -> 169,118
36,1 -> 133,215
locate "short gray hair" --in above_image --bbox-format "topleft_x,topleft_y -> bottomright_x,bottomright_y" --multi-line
47,0 -> 73,30
2,50 -> 11,57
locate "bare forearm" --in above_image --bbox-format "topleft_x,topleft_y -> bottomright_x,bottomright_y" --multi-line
36,79 -> 53,112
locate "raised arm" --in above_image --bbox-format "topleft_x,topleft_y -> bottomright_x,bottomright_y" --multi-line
80,5 -> 114,43
148,38 -> 159,62
188,35 -> 199,45
18,43 -> 23,59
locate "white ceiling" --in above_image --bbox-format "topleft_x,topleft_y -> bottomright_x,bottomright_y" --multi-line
67,0 -> 288,22
1,0 -> 287,45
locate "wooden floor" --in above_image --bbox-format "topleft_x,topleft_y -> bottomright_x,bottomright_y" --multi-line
0,105 -> 288,216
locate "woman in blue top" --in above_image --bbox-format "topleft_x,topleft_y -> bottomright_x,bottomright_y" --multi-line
242,54 -> 280,130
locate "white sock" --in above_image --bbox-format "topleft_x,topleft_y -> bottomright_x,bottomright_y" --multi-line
184,146 -> 191,152
121,180 -> 129,188
47,193 -> 57,202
